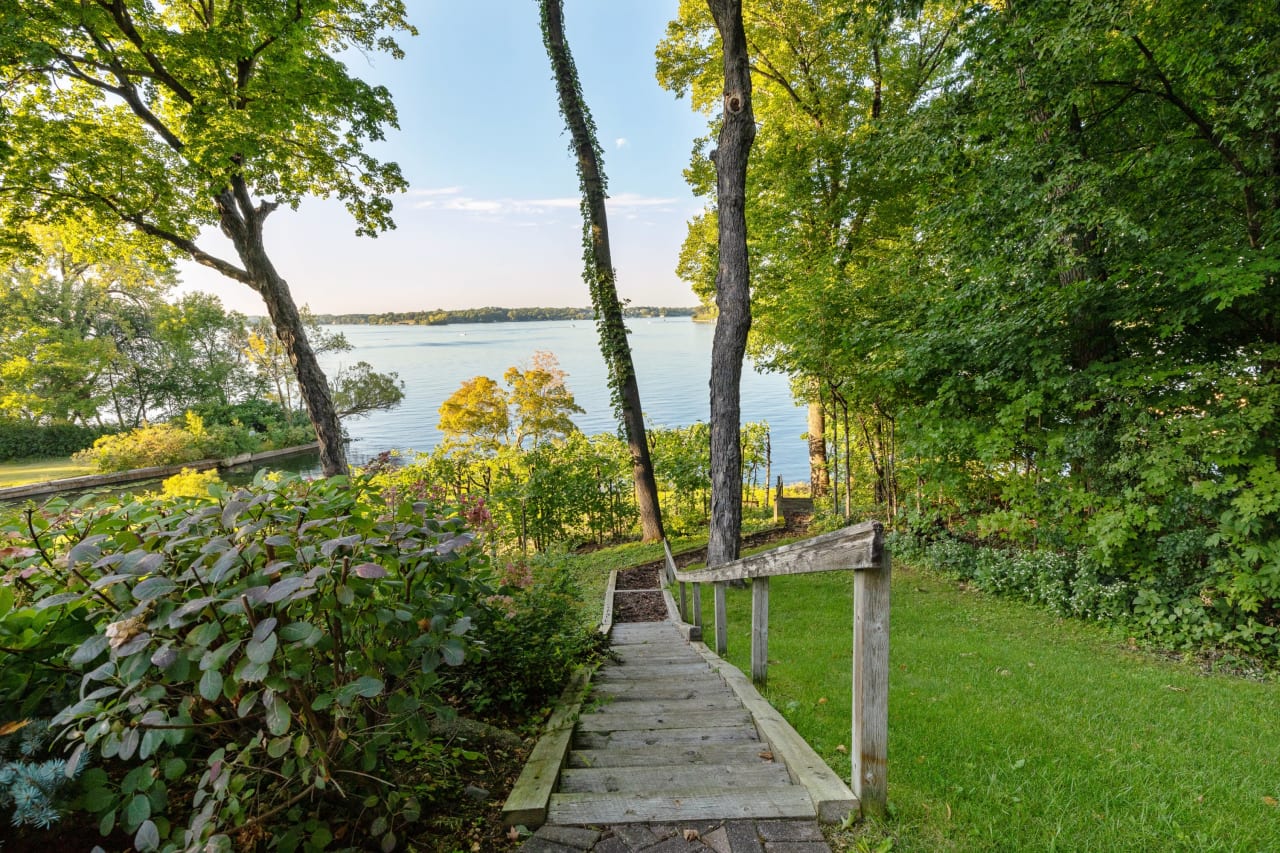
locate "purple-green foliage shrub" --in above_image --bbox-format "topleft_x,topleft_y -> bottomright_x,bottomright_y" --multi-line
12,472 -> 493,852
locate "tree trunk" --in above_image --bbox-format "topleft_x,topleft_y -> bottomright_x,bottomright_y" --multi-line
216,187 -> 347,476
808,396 -> 829,497
540,0 -> 665,542
705,0 -> 756,567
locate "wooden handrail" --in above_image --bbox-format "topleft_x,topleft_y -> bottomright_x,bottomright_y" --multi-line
660,521 -> 890,818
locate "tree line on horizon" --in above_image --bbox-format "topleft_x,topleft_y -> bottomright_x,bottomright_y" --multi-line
308,305 -> 698,326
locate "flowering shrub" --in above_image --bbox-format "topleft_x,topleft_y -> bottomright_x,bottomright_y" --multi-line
10,472 -> 493,851
73,421 -> 204,472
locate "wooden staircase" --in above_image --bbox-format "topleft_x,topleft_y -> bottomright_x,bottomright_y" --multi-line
546,621 -> 815,825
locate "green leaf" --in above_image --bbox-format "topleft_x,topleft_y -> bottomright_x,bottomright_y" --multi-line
265,697 -> 292,736
279,622 -> 316,642
442,638 -> 466,667
267,735 -> 292,758
125,793 -> 151,830
200,639 -> 241,672
132,576 -> 177,602
71,634 -> 110,666
199,668 -> 223,702
350,675 -> 384,698
162,758 -> 187,780
245,632 -> 278,665
134,818 -> 160,852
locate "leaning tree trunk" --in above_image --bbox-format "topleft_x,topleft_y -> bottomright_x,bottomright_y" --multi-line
216,187 -> 347,476
705,0 -> 756,567
540,0 -> 665,541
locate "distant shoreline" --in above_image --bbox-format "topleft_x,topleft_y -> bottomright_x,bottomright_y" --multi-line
311,306 -> 707,326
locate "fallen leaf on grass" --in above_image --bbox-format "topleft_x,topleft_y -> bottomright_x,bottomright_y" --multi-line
836,744 -> 848,754
1264,796 -> 1278,808
1164,684 -> 1188,692
817,697 -> 828,705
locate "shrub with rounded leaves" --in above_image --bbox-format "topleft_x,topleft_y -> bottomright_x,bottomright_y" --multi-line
15,472 -> 492,852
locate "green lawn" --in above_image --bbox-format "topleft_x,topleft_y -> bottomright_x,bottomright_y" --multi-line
0,457 -> 93,488
713,564 -> 1280,852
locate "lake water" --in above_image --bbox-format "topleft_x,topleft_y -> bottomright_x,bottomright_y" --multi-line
316,318 -> 811,482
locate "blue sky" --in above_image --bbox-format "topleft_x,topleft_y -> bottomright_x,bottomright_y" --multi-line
176,0 -> 710,315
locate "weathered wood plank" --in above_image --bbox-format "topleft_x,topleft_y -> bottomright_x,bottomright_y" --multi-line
853,552 -> 890,818
574,725 -> 760,750
501,666 -> 595,827
692,582 -> 703,630
714,581 -> 728,656
576,708 -> 753,732
546,786 -> 815,824
590,682 -> 724,701
674,521 -> 883,583
599,570 -> 616,636
558,763 -> 790,794
751,577 -> 769,686
688,640 -> 858,824
583,696 -> 742,716
594,662 -> 712,680
567,743 -> 776,769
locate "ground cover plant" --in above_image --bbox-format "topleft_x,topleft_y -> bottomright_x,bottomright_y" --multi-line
0,471 -> 599,851
715,563 -> 1280,852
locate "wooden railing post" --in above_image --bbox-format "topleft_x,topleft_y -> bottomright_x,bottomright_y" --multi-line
692,582 -> 703,631
751,577 -> 769,685
852,550 -> 890,817
714,581 -> 728,656
679,581 -> 688,622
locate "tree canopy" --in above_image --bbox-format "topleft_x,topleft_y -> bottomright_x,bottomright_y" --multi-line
0,0 -> 415,475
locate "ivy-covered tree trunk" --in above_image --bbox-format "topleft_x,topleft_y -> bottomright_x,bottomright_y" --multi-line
705,0 -> 756,566
539,0 -> 665,542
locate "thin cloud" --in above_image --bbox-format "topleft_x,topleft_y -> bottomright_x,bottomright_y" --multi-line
615,137 -> 629,148
408,187 -> 679,216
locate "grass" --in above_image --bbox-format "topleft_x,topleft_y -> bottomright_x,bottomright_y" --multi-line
712,562 -> 1280,852
0,456 -> 93,488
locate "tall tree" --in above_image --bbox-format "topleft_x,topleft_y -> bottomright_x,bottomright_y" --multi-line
0,1 -> 414,475
539,0 -> 666,542
703,0 -> 756,565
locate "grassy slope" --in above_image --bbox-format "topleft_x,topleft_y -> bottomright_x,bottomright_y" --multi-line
0,457 -> 92,488
712,563 -> 1279,852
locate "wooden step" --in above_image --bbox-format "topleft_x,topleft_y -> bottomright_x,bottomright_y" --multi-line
558,762 -> 791,794
567,743 -> 779,769
575,725 -> 760,750
546,786 -> 816,824
583,696 -> 744,716
595,663 -> 715,680
591,681 -> 726,701
577,708 -> 753,732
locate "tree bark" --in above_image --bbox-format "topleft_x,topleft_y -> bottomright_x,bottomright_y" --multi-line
540,0 -> 665,541
706,0 -> 756,567
807,394 -> 829,498
215,187 -> 347,476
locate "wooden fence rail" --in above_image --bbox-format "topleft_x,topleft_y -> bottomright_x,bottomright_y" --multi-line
666,521 -> 890,817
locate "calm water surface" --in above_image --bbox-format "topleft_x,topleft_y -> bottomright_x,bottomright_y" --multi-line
316,319 -> 810,482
